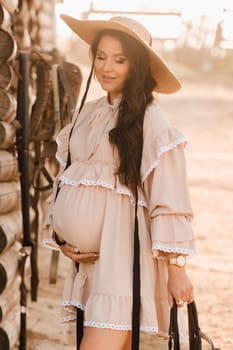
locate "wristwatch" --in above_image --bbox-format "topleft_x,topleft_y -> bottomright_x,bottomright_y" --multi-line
167,255 -> 186,267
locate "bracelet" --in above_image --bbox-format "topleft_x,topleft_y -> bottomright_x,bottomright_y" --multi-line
53,232 -> 67,246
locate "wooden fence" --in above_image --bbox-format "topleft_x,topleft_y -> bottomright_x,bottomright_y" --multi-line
0,0 -> 58,348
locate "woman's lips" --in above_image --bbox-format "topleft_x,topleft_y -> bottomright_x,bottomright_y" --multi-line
102,75 -> 115,82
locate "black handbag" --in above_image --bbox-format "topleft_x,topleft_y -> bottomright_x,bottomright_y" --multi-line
168,300 -> 215,350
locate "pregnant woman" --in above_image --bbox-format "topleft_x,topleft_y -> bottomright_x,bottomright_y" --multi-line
43,15 -> 196,350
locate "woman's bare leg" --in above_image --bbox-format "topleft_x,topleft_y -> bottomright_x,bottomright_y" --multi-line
122,331 -> 132,350
80,327 -> 131,350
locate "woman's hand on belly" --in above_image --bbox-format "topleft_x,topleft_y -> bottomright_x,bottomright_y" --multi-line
60,242 -> 99,264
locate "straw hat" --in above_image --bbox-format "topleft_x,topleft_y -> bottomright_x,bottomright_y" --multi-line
60,14 -> 181,94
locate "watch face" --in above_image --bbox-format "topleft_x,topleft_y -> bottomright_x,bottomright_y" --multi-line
177,255 -> 186,266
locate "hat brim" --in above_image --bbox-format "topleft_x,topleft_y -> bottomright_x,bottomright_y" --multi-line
60,14 -> 181,94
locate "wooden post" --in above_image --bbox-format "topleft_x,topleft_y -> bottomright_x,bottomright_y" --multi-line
12,0 -> 31,50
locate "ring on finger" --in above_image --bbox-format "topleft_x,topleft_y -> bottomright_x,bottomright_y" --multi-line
176,300 -> 184,306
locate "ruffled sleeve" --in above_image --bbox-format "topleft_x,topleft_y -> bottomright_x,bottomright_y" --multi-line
41,122 -> 72,248
142,103 -> 196,257
55,122 -> 72,168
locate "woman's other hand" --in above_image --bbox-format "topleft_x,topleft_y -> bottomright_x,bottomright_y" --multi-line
60,243 -> 99,264
167,265 -> 194,307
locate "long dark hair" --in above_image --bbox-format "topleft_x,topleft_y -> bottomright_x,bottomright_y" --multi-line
91,29 -> 157,193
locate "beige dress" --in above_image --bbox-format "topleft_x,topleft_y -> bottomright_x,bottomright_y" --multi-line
42,96 -> 196,337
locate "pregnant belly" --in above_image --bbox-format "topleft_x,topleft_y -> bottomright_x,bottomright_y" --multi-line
52,184 -> 106,252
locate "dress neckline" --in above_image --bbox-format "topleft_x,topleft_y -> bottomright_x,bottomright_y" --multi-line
107,95 -> 122,111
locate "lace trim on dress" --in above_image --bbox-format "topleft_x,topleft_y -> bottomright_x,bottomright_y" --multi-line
42,238 -> 59,251
152,243 -> 197,256
62,300 -> 85,311
56,137 -> 61,147
141,325 -> 158,333
142,136 -> 187,183
59,175 -> 148,208
55,153 -> 66,167
60,317 -> 158,333
84,321 -> 131,331
42,238 -> 54,245
61,299 -> 159,333
61,315 -> 76,323
83,321 -> 158,333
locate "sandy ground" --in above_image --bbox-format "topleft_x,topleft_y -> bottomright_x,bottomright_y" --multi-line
22,74 -> 233,350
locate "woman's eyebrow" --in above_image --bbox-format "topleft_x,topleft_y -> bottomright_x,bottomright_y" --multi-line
96,49 -> 126,57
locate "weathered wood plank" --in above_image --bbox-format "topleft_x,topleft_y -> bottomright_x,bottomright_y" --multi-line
29,0 -> 41,11
0,241 -> 21,295
38,11 -> 55,28
0,61 -> 13,90
0,150 -> 18,182
0,28 -> 17,62
0,181 -> 21,215
41,1 -> 55,15
0,5 -> 11,30
0,0 -> 18,14
0,303 -> 20,350
12,0 -> 31,50
0,275 -> 20,322
0,210 -> 22,253
0,89 -> 16,122
0,121 -> 17,149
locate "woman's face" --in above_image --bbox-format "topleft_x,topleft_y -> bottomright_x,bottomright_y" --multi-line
94,34 -> 130,102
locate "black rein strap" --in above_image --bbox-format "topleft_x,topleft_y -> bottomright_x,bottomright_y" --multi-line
132,190 -> 141,350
